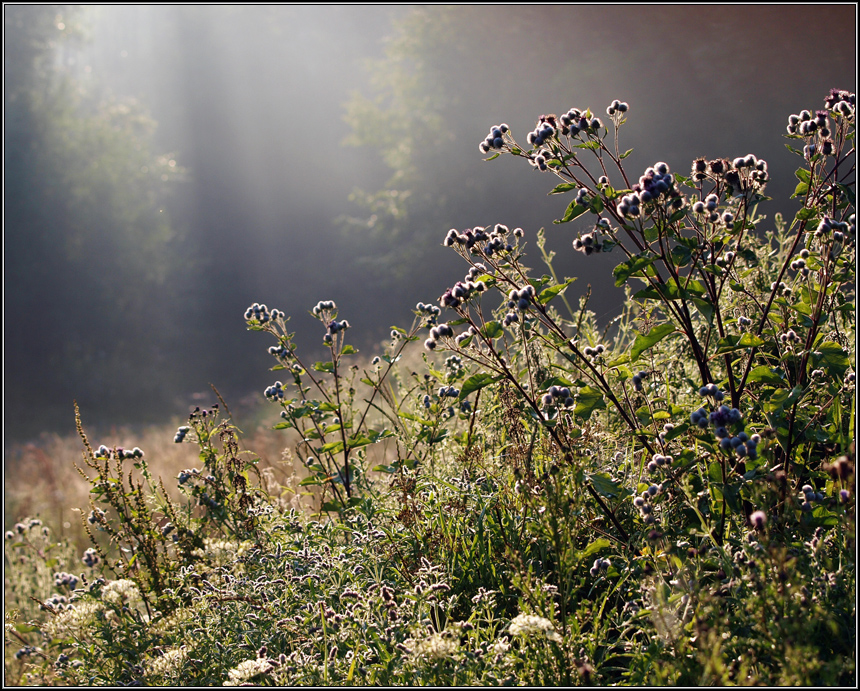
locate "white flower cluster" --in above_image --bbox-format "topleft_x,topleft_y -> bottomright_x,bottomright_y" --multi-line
101,579 -> 141,606
191,538 -> 247,564
45,600 -> 104,638
147,647 -> 188,678
223,657 -> 275,686
405,632 -> 459,661
508,613 -> 562,643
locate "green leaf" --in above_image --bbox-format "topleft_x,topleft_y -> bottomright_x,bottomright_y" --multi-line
484,152 -> 500,162
670,245 -> 692,266
708,461 -> 723,483
313,361 -> 335,373
619,148 -> 634,160
548,182 -> 578,195
794,167 -> 811,183
588,473 -> 625,498
613,253 -> 656,287
691,297 -> 714,322
398,411 -> 433,426
814,341 -> 850,376
538,277 -> 576,305
746,366 -> 784,385
341,344 -> 357,355
554,199 -> 589,224
580,538 -> 611,560
715,333 -> 765,354
320,440 -> 344,454
481,321 -> 504,340
460,373 -> 502,399
631,323 -> 675,361
575,386 -> 606,420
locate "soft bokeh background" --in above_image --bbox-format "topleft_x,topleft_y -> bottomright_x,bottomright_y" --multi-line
4,5 -> 856,444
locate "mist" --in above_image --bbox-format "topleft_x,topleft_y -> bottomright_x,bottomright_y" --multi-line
4,5 -> 856,443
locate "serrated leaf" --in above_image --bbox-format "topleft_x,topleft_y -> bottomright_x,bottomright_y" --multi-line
715,333 -> 765,354
631,323 -> 675,361
575,386 -> 605,420
814,341 -> 850,375
538,277 -> 576,305
555,199 -> 589,224
794,168 -> 811,183
460,373 -> 502,399
613,253 -> 656,287
580,538 -> 611,559
398,411 -> 433,426
746,366 -> 784,385
481,321 -> 503,340
589,473 -> 624,498
708,461 -> 723,483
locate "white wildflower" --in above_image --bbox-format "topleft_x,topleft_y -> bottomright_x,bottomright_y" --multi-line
223,657 -> 275,686
191,538 -> 248,564
405,632 -> 459,661
147,646 -> 188,678
101,579 -> 141,606
508,613 -> 562,643
45,600 -> 104,638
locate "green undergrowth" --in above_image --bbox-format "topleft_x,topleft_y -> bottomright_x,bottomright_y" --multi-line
5,89 -> 856,686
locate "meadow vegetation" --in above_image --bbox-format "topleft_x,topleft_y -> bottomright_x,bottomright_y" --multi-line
5,89 -> 855,686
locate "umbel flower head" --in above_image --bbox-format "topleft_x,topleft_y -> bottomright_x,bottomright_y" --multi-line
508,612 -> 562,643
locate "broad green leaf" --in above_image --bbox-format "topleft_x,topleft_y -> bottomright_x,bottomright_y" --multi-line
555,199 -> 588,224
575,386 -> 606,420
398,411 -> 433,426
613,253 -> 656,287
588,473 -> 625,498
341,344 -> 357,355
631,323 -> 675,361
538,277 -> 576,305
814,341 -> 850,376
460,373 -> 502,399
320,440 -> 344,454
313,361 -> 334,373
715,333 -> 765,354
708,461 -> 723,483
481,321 -> 504,340
580,538 -> 611,560
691,297 -> 714,322
746,366 -> 784,385
548,182 -> 578,195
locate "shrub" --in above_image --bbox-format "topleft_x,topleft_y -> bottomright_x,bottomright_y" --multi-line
5,89 -> 854,686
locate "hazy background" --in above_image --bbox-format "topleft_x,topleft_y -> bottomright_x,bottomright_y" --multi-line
4,5 -> 856,443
